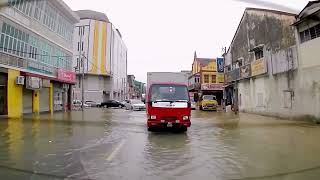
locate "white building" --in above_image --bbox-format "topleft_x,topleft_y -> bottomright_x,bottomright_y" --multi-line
0,0 -> 79,117
224,4 -> 320,121
72,10 -> 127,103
292,1 -> 320,120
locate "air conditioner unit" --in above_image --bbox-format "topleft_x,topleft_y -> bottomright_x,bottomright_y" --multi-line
16,76 -> 25,85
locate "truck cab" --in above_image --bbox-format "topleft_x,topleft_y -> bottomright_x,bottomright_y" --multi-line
146,72 -> 191,131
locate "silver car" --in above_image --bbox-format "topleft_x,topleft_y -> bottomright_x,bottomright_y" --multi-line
129,99 -> 146,111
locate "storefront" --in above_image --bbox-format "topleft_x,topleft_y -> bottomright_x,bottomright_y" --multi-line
0,72 -> 7,115
201,83 -> 224,105
53,69 -> 76,111
53,82 -> 65,111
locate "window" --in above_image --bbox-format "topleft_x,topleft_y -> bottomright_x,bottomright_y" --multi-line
34,0 -> 45,21
255,49 -> 264,60
42,4 -> 57,31
204,75 -> 209,83
211,75 -> 216,83
203,95 -> 217,100
300,24 -> 320,43
257,93 -> 264,107
9,0 -> 35,17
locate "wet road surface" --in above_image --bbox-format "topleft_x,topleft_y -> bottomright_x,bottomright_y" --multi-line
1,108 -> 320,180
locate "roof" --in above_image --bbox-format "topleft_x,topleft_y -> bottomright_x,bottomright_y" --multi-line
246,7 -> 296,16
196,58 -> 215,67
51,0 -> 80,23
293,0 -> 320,26
226,7 -> 296,54
75,10 -> 110,22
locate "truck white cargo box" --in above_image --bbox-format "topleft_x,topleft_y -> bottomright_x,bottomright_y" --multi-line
147,72 -> 189,87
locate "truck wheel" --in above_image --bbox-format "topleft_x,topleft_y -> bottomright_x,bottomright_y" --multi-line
181,127 -> 187,132
200,106 -> 203,110
148,127 -> 153,132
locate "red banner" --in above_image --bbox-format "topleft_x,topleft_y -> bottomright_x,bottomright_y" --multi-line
201,83 -> 224,91
57,69 -> 76,84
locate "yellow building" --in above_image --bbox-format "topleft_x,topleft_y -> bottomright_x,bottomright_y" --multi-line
189,52 -> 224,105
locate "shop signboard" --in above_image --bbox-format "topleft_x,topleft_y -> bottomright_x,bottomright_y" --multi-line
26,76 -> 41,90
217,73 -> 224,83
217,58 -> 224,73
240,64 -> 251,79
57,69 -> 76,84
201,83 -> 224,91
225,68 -> 240,83
251,58 -> 267,76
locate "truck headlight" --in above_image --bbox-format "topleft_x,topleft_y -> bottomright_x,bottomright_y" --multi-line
183,116 -> 189,121
150,115 -> 157,120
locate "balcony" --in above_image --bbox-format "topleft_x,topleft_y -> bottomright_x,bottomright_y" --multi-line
225,58 -> 268,83
188,83 -> 201,91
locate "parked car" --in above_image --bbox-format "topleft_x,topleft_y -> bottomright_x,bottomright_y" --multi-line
199,95 -> 218,111
85,100 -> 100,107
99,100 -> 125,108
73,100 -> 90,108
122,100 -> 131,110
129,99 -> 146,111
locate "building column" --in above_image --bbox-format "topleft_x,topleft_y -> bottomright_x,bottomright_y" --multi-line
7,69 -> 22,118
49,83 -> 53,114
32,90 -> 40,114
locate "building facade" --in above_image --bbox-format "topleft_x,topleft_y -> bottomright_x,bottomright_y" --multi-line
224,8 -> 299,117
189,52 -> 224,104
292,1 -> 320,120
0,0 -> 79,117
127,75 -> 135,99
72,10 -> 128,103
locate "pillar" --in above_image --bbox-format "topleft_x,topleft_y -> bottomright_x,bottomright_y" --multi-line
7,69 -> 23,118
49,83 -> 53,114
32,90 -> 40,114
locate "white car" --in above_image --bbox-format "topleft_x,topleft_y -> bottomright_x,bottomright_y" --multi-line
129,99 -> 146,111
73,100 -> 90,108
85,100 -> 100,107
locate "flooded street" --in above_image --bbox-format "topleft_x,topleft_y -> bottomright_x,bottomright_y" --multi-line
1,109 -> 320,180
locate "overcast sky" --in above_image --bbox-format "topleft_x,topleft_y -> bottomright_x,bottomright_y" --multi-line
64,0 -> 309,83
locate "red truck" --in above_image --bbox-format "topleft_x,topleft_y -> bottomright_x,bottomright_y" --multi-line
146,72 -> 191,131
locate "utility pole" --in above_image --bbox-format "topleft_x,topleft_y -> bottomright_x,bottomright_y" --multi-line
78,26 -> 84,111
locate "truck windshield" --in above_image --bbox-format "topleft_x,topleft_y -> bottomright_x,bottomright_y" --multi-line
203,95 -> 217,100
151,85 -> 189,102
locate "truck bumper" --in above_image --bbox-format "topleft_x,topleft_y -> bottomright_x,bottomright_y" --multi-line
147,120 -> 191,128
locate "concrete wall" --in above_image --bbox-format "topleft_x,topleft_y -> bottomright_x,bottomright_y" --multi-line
229,9 -> 296,65
110,26 -> 127,101
294,26 -> 320,119
299,36 -> 320,69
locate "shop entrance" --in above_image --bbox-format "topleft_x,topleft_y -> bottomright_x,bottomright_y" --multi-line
0,73 -> 7,115
202,90 -> 224,105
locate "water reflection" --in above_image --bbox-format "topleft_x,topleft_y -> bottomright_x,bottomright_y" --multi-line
6,118 -> 24,163
144,132 -> 191,178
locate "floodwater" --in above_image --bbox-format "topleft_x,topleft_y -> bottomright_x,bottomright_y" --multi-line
0,108 -> 320,180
